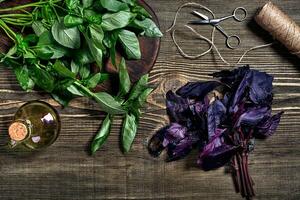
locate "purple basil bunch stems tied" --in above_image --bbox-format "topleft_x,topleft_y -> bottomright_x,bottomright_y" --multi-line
148,65 -> 284,199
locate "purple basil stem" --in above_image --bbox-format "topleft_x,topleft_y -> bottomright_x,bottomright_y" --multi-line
255,111 -> 284,138
176,81 -> 221,99
207,99 -> 227,140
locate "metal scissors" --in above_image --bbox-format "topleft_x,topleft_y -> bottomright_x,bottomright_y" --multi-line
189,7 -> 247,49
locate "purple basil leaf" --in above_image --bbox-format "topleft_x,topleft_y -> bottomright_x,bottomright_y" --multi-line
255,111 -> 284,138
236,106 -> 271,128
163,123 -> 188,147
176,81 -> 221,99
198,144 -> 239,171
166,91 -> 190,123
248,70 -> 273,105
167,137 -> 193,161
207,100 -> 227,139
148,126 -> 169,157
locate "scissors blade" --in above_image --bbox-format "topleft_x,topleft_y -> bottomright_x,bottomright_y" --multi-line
191,11 -> 209,20
188,20 -> 211,25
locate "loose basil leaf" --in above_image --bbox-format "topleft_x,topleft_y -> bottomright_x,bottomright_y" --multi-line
79,64 -> 90,79
29,65 -> 55,92
53,60 -> 76,79
14,65 -> 35,91
100,0 -> 129,12
136,87 -> 153,108
118,57 -> 131,96
35,31 -> 69,59
103,30 -> 119,66
67,84 -> 84,96
66,0 -> 80,10
52,19 -> 81,49
131,18 -> 163,37
101,11 -> 136,31
64,15 -> 83,28
122,113 -> 137,153
82,0 -> 94,8
93,92 -> 126,114
86,37 -> 103,69
118,29 -> 141,59
86,73 -> 101,88
32,21 -> 47,36
91,114 -> 112,154
128,74 -> 149,101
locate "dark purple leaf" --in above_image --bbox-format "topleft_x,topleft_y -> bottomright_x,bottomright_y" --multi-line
236,106 -> 271,128
148,126 -> 168,157
166,91 -> 190,123
163,123 -> 188,147
167,136 -> 193,161
207,100 -> 227,139
255,111 -> 284,138
176,81 -> 221,99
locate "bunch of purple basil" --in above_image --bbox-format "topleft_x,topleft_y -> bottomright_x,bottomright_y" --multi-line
148,66 -> 284,199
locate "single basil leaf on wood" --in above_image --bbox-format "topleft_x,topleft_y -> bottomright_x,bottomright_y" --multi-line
91,114 -> 112,154
128,74 -> 149,101
79,64 -> 90,79
86,73 -> 101,88
31,21 -> 47,36
101,11 -> 136,31
51,19 -> 81,49
14,65 -> 35,91
66,0 -> 80,10
100,0 -> 129,12
93,92 -> 126,114
67,84 -> 84,96
35,31 -> 69,59
64,15 -> 83,28
122,113 -> 138,153
53,60 -> 76,79
118,29 -> 141,59
131,18 -> 163,37
119,57 -> 131,96
82,0 -> 94,8
29,64 -> 55,92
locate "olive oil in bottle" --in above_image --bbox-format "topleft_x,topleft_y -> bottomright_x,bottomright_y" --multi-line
8,101 -> 60,150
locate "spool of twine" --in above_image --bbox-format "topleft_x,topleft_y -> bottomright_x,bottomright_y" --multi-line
255,1 -> 300,58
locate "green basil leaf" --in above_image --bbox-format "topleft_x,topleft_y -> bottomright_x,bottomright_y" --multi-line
136,87 -> 153,107
66,0 -> 80,10
132,5 -> 151,19
100,0 -> 129,12
118,29 -> 141,59
82,0 -> 94,8
131,18 -> 163,37
14,65 -> 35,91
35,31 -> 69,59
52,19 -> 81,49
122,113 -> 137,153
91,114 -> 112,154
71,60 -> 80,75
79,64 -> 90,79
86,73 -> 101,88
75,46 -> 95,65
53,60 -> 76,79
86,37 -> 103,69
119,57 -> 131,96
93,92 -> 126,114
0,45 -> 17,62
120,0 -> 135,6
64,15 -> 83,28
30,64 -> 55,92
101,11 -> 135,31
103,30 -> 119,66
84,9 -> 102,24
67,84 -> 84,96
128,74 -> 148,101
89,24 -> 105,50
32,21 -> 47,36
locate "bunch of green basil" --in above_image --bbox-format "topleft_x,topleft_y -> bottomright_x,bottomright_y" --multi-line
0,0 -> 162,153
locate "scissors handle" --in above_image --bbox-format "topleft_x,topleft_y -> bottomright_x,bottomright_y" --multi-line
232,7 -> 247,22
226,35 -> 241,49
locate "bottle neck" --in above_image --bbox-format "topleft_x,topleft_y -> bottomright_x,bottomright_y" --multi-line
8,120 -> 32,148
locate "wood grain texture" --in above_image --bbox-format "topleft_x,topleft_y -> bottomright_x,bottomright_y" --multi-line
0,0 -> 300,199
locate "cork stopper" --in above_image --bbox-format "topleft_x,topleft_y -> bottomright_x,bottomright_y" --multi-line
8,122 -> 28,141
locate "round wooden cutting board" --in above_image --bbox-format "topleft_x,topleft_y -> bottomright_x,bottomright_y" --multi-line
0,0 -> 161,93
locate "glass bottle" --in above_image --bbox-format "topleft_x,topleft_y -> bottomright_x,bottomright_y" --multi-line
8,101 -> 60,150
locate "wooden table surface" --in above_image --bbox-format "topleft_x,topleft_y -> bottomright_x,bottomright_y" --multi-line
0,0 -> 299,199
